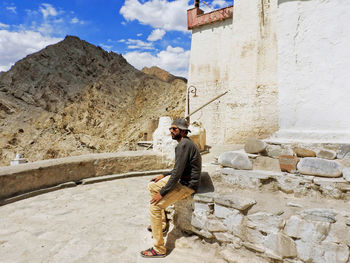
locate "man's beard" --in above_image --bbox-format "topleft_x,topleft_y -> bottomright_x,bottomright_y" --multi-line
171,133 -> 181,140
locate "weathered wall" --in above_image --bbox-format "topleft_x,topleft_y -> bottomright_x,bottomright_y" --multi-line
274,0 -> 350,143
0,151 -> 170,200
187,0 -> 279,145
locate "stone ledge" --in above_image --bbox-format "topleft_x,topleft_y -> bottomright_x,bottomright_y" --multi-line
0,151 -> 171,200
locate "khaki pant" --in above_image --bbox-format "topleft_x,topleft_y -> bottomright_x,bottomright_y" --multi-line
148,176 -> 194,254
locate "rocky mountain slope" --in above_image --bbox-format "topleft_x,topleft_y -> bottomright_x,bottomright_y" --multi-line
0,36 -> 187,166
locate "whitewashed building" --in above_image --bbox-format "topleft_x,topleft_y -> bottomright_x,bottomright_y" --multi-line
186,0 -> 350,145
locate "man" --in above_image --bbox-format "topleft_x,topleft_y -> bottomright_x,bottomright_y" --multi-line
141,118 -> 202,258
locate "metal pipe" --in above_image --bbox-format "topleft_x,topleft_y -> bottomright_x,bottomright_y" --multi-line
186,85 -> 198,123
185,91 -> 228,119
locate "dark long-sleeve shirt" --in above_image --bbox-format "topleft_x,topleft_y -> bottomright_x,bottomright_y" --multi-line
159,137 -> 202,197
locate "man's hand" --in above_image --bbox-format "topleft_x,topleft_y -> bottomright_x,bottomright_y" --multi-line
150,192 -> 163,205
150,174 -> 165,183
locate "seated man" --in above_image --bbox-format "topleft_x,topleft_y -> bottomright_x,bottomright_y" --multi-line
141,118 -> 202,258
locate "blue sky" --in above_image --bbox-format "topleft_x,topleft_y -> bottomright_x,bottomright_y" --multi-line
0,0 -> 232,77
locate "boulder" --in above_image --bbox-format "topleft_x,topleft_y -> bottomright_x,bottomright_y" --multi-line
244,138 -> 267,154
247,212 -> 284,233
317,149 -> 337,160
297,158 -> 343,177
294,147 -> 316,157
279,155 -> 300,173
337,144 -> 350,159
218,151 -> 253,170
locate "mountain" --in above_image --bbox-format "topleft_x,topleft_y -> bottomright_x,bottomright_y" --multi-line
0,36 -> 187,166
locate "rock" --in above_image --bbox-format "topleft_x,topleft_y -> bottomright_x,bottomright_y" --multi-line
337,144 -> 350,159
343,167 -> 350,182
284,215 -> 331,242
252,156 -> 281,172
218,151 -> 253,170
222,210 -> 244,237
266,145 -> 294,159
295,240 -> 323,263
294,147 -> 316,157
279,155 -> 299,173
206,218 -> 227,232
191,210 -> 208,229
193,192 -> 216,203
297,157 -> 343,177
244,138 -> 267,154
322,241 -> 350,263
247,212 -> 284,233
300,208 -> 337,223
317,149 -> 337,160
242,242 -> 265,253
213,232 -> 235,243
276,173 -> 312,194
194,202 -> 212,213
264,233 -> 297,258
287,202 -> 303,208
214,204 -> 235,219
190,227 -> 214,239
215,194 -> 256,211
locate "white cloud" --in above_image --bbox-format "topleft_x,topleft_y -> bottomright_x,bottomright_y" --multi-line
0,23 -> 10,29
147,29 -> 166,42
118,39 -> 126,43
6,6 -> 17,14
120,0 -> 191,32
126,39 -> 154,50
123,45 -> 190,77
212,0 -> 231,9
40,3 -> 58,19
70,17 -> 85,24
137,33 -> 143,37
0,30 -> 62,72
99,44 -> 112,51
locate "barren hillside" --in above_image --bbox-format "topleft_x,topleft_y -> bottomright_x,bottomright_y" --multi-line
0,36 -> 186,166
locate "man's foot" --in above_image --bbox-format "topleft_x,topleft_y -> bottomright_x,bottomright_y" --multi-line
140,247 -> 166,258
147,225 -> 167,233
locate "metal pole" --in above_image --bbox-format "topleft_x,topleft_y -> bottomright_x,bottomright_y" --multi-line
185,91 -> 228,119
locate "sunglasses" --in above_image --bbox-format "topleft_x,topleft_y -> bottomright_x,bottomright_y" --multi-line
169,127 -> 179,131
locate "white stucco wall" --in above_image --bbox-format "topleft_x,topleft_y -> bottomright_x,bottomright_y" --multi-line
187,19 -> 233,145
188,0 -> 279,145
275,0 -> 350,142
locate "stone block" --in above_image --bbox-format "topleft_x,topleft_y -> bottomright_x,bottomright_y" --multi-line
300,208 -> 337,223
322,241 -> 350,263
266,145 -> 294,159
244,138 -> 267,154
252,156 -> 280,171
284,215 -> 331,242
294,147 -> 316,157
214,203 -> 234,218
193,192 -> 216,203
213,232 -> 235,243
337,144 -> 350,159
247,212 -> 284,233
264,233 -> 297,258
297,157 -> 343,177
242,241 -> 265,253
317,149 -> 337,160
295,240 -> 323,263
191,210 -> 208,229
276,174 -> 310,194
223,210 -> 244,237
279,155 -> 299,173
343,167 -> 350,182
206,218 -> 227,232
215,194 -> 256,211
194,202 -> 211,213
218,151 -> 253,170
190,227 -> 214,239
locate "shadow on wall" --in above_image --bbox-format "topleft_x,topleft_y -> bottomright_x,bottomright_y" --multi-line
197,172 -> 215,193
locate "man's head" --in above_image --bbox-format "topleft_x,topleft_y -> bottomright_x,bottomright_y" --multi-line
169,118 -> 191,141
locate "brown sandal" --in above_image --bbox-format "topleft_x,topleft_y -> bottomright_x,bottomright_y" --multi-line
140,247 -> 166,258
